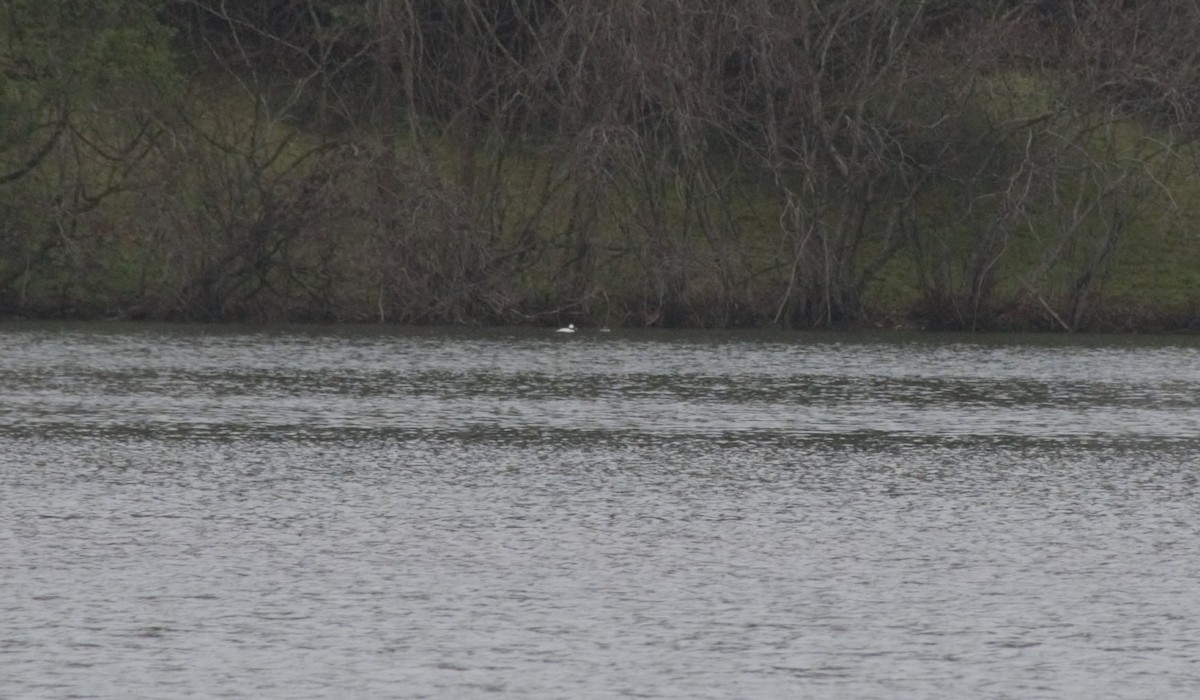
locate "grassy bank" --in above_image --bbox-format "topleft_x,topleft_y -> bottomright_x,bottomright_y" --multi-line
3,107 -> 1199,332
2,1 -> 1199,331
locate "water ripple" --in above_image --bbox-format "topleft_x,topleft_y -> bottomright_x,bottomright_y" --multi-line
2,324 -> 1200,698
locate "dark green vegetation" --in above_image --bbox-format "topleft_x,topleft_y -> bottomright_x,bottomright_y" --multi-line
3,1 -> 1200,330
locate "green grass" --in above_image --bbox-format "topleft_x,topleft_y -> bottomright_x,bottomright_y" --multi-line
7,65 -> 1200,330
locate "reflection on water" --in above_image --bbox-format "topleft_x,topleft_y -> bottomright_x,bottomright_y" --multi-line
2,326 -> 1196,444
2,324 -> 1199,698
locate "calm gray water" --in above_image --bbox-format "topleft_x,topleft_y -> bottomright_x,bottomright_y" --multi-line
2,324 -> 1199,698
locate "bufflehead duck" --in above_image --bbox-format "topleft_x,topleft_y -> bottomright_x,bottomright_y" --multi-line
556,323 -> 577,333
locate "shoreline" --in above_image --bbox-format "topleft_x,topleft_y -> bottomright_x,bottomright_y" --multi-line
2,303 -> 1196,334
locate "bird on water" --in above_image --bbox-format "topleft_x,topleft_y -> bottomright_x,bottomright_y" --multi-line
556,323 -> 577,333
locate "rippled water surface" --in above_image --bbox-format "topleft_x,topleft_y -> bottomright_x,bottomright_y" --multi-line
2,324 -> 1199,698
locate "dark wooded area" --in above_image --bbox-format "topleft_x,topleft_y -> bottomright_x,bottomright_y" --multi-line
3,1 -> 1199,329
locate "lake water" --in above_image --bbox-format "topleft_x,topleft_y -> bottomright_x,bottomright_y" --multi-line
2,324 -> 1199,698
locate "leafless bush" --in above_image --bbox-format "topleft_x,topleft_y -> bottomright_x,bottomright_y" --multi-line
4,0 -> 1197,326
